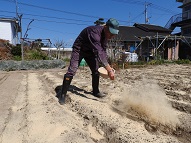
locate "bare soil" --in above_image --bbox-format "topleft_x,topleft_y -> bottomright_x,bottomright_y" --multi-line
0,64 -> 191,143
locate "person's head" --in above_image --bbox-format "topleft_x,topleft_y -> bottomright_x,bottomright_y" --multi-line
104,18 -> 119,39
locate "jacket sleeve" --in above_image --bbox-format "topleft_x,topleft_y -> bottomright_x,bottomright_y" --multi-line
88,30 -> 109,66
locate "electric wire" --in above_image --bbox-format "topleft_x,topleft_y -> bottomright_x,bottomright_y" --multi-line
0,0 -> 181,40
0,10 -> 93,24
112,0 -> 178,14
0,0 -> 143,24
0,0 -> 180,25
22,17 -> 89,26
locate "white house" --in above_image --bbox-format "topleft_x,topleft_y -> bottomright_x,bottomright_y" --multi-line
41,47 -> 72,52
41,47 -> 72,59
0,18 -> 19,45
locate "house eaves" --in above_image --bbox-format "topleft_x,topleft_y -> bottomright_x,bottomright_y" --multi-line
176,0 -> 183,3
117,26 -> 170,42
133,23 -> 172,33
0,17 -> 18,23
178,2 -> 191,8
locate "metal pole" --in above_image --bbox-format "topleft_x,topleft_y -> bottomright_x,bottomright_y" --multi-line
18,15 -> 24,61
21,38 -> 24,61
144,2 -> 151,24
145,2 -> 147,24
15,0 -> 19,44
174,35 -> 176,60
15,0 -> 18,17
156,32 -> 158,59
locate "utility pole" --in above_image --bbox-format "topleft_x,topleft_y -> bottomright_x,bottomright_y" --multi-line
15,0 -> 19,44
19,15 -> 24,61
15,0 -> 18,18
144,2 -> 151,24
15,0 -> 25,61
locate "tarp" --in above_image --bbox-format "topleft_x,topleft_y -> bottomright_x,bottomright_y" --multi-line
80,58 -> 87,66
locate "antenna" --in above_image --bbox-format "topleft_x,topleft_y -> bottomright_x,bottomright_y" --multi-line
128,12 -> 131,26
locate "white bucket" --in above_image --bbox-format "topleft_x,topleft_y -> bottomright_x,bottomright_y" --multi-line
126,53 -> 138,62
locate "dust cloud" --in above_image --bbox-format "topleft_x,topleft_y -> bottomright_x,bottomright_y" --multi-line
117,77 -> 180,128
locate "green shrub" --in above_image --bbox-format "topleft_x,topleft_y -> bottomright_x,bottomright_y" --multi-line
175,59 -> 190,64
11,45 -> 21,56
13,56 -> 22,61
63,58 -> 71,62
129,61 -> 145,65
25,50 -> 48,60
148,60 -> 165,65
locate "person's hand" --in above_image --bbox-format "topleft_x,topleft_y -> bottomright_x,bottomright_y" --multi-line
105,65 -> 115,80
108,69 -> 115,80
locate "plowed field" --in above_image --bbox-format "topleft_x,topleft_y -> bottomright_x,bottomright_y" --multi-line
0,64 -> 190,143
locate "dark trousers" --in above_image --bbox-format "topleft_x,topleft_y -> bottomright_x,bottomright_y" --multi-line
65,48 -> 100,77
59,48 -> 102,103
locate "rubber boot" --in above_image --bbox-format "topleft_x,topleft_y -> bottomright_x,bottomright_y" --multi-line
58,75 -> 73,105
92,74 -> 105,98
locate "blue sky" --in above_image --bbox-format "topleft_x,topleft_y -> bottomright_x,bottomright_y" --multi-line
0,0 -> 182,47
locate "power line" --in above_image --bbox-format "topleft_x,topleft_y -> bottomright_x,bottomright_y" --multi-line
22,17 -> 89,26
0,10 -> 94,24
151,4 -> 178,14
112,0 -> 178,14
19,13 -> 93,23
0,9 -> 88,37
112,0 -> 145,5
0,0 -> 14,2
129,11 -> 145,23
27,23 -> 77,35
18,2 -> 100,19
0,14 -> 14,18
15,1 -> 131,24
0,10 -> 97,27
0,0 -> 102,20
1,0 -> 180,23
0,0 -> 134,25
17,1 -> 129,23
0,0 -> 181,42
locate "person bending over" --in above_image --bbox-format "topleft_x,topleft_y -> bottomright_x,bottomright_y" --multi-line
57,18 -> 119,104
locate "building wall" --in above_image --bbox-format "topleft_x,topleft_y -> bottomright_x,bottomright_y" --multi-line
180,1 -> 191,37
11,21 -> 17,45
0,20 -> 17,45
175,0 -> 191,59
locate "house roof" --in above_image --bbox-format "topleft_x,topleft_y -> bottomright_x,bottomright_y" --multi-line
178,2 -> 191,8
133,23 -> 172,33
117,24 -> 172,41
0,18 -> 18,23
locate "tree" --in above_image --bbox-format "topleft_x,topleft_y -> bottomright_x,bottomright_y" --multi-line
53,39 -> 65,59
107,36 -> 123,62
